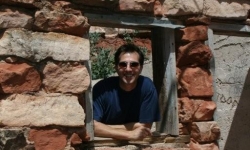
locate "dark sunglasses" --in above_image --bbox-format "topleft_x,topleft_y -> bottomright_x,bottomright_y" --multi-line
118,61 -> 140,68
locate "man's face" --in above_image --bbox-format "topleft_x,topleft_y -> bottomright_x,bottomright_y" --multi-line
115,52 -> 143,89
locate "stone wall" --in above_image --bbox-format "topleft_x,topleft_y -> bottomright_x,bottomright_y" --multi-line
0,0 -> 250,150
0,1 -> 91,149
175,23 -> 220,150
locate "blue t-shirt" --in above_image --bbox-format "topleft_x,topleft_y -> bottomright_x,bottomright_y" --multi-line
93,75 -> 160,125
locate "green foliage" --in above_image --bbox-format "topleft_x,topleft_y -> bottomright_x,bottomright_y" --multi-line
123,30 -> 138,43
138,46 -> 149,62
89,32 -> 101,46
123,32 -> 133,43
91,47 -> 115,80
90,32 -> 115,80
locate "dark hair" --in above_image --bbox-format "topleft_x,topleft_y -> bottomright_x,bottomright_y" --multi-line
114,43 -> 144,66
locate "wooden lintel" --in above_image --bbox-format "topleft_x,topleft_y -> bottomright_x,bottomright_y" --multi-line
85,13 -> 184,29
133,135 -> 190,144
82,135 -> 190,147
85,12 -> 250,34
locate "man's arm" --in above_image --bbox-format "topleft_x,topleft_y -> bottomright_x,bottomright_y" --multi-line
94,120 -> 152,140
108,122 -> 152,130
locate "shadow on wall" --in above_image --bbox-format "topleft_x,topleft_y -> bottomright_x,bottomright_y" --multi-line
224,68 -> 250,150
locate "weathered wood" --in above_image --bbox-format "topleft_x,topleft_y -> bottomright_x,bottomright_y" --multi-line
165,28 -> 179,135
84,61 -> 94,141
88,138 -> 129,147
85,13 -> 184,29
139,135 -> 190,144
83,135 -> 190,147
152,27 -> 179,135
86,12 -> 250,35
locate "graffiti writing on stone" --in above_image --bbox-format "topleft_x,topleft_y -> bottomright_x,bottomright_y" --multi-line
215,92 -> 239,109
213,37 -> 250,110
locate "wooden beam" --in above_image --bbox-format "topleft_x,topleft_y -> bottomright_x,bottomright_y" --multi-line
152,27 -> 179,136
85,12 -> 250,34
84,61 -> 94,141
164,28 -> 179,135
85,13 -> 184,29
82,135 -> 190,147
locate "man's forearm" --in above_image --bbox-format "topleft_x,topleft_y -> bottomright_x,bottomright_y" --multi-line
94,120 -> 132,140
94,120 -> 152,140
108,122 -> 152,130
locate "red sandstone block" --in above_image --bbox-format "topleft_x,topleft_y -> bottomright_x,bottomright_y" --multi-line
185,16 -> 211,26
28,128 -> 68,150
178,97 -> 195,123
34,6 -> 90,37
70,127 -> 90,146
178,98 -> 216,123
0,62 -> 41,94
189,121 -> 220,143
175,25 -> 208,42
176,41 -> 212,67
193,100 -> 216,121
177,67 -> 213,98
189,138 -> 219,150
70,133 -> 82,146
96,38 -> 152,53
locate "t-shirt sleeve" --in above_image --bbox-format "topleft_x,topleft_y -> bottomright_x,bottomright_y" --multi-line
93,83 -> 104,122
139,84 -> 160,123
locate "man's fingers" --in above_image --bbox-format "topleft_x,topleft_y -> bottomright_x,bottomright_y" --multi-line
143,127 -> 152,135
140,127 -> 152,137
131,126 -> 152,140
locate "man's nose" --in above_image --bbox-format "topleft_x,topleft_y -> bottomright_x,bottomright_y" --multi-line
125,64 -> 132,71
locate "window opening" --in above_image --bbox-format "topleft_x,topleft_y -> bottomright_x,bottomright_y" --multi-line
84,13 -> 184,142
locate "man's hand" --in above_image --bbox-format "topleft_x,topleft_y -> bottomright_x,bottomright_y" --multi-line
94,120 -> 152,140
128,126 -> 152,140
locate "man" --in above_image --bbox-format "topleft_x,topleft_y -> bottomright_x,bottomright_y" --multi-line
93,43 -> 160,140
